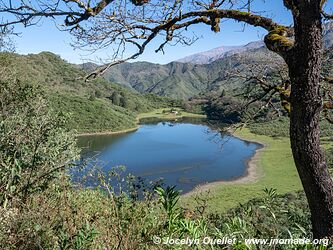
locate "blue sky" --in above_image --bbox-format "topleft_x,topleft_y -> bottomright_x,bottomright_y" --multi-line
10,0 -> 319,64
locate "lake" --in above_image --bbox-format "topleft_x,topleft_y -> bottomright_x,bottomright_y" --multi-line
76,118 -> 259,194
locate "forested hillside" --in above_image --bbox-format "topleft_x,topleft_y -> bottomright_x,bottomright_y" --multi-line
1,1 -> 333,248
81,22 -> 332,100
0,52 -> 180,132
85,46 -> 333,100
81,47 -> 283,99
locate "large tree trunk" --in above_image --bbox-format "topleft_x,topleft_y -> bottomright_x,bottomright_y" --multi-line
287,0 -> 333,239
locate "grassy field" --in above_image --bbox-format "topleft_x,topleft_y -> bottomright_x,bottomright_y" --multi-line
181,128 -> 304,213
76,108 -> 205,135
138,108 -> 206,120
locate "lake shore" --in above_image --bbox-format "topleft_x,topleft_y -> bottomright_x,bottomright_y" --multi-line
182,131 -> 267,197
76,108 -> 206,137
180,128 -> 300,213
76,126 -> 140,137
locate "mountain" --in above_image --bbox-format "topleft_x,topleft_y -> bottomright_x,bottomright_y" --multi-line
102,61 -> 211,99
177,21 -> 333,65
92,47 -> 282,99
324,21 -> 333,48
176,41 -> 265,65
80,22 -> 333,100
0,52 -> 178,133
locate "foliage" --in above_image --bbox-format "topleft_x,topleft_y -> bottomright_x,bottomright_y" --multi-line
211,190 -> 313,250
203,93 -> 244,123
156,186 -> 180,218
248,117 -> 290,137
0,34 -> 331,250
0,78 -> 78,208
0,52 -> 182,133
49,92 -> 137,133
0,87 -> 313,249
2,181 -> 326,249
248,117 -> 333,138
156,186 -> 182,231
0,167 -> 165,249
0,86 -> 327,249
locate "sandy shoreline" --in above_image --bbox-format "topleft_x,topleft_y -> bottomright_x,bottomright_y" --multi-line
183,132 -> 267,197
76,126 -> 140,137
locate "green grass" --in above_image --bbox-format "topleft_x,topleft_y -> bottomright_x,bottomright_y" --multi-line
181,128 -> 303,213
138,108 -> 206,120
63,106 -> 205,134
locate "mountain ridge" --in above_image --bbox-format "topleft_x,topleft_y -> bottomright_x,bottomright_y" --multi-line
176,41 -> 265,65
79,23 -> 333,100
83,47 -> 283,99
176,21 -> 333,65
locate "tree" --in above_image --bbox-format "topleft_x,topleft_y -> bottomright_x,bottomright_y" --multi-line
120,96 -> 131,109
95,89 -> 102,98
0,27 -> 14,52
110,91 -> 121,106
203,94 -> 244,123
1,0 -> 333,238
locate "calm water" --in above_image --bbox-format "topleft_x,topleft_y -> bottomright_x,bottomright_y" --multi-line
76,119 -> 259,193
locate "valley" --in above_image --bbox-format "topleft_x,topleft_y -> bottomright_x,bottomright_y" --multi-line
79,22 -> 333,100
0,4 -> 332,246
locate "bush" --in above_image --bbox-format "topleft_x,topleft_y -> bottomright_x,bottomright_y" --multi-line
203,95 -> 244,123
0,78 -> 78,207
249,117 -> 333,138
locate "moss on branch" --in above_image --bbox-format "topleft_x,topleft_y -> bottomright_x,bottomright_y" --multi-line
264,26 -> 294,57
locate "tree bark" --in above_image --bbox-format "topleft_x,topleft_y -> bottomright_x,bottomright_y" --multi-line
286,0 -> 333,239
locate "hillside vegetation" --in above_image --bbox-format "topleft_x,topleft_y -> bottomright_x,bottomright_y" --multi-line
82,47 -> 283,99
1,63 -> 331,249
0,22 -> 332,248
79,24 -> 333,100
88,47 -> 331,100
0,79 -> 318,248
0,52 -> 181,132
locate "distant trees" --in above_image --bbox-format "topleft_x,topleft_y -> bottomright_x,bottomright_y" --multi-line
94,89 -> 102,98
88,94 -> 96,101
120,95 -> 131,109
110,91 -> 133,109
110,92 -> 121,106
204,95 -> 243,123
88,90 -> 103,101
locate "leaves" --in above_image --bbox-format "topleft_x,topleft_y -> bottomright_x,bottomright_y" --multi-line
0,76 -> 78,207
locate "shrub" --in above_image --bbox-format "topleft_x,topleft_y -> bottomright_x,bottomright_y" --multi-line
0,78 -> 78,207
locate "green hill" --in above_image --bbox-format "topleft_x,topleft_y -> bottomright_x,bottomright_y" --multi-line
0,52 -> 180,133
81,47 -> 283,99
86,46 -> 332,100
79,23 -> 332,100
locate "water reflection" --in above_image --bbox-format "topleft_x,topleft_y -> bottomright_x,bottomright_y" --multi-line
75,118 -> 259,194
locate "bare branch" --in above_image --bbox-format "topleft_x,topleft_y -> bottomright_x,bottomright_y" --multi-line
0,0 -> 294,80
